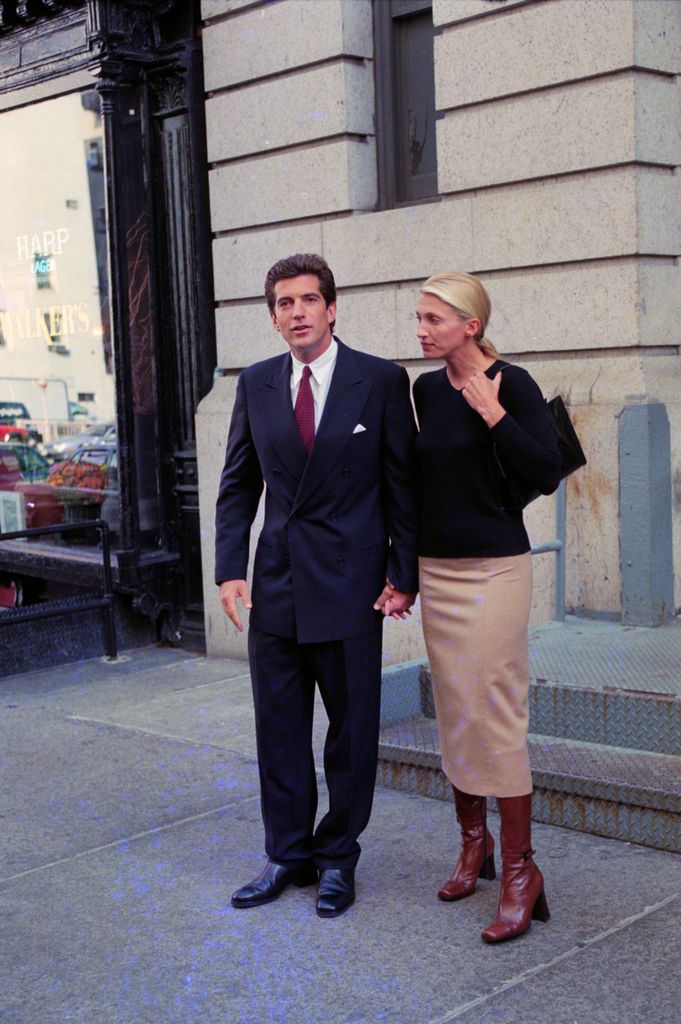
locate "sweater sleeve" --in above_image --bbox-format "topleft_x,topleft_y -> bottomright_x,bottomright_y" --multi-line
489,366 -> 561,496
381,366 -> 420,594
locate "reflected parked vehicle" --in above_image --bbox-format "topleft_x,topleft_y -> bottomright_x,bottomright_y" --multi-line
3,443 -> 50,482
0,444 -> 24,491
0,446 -> 55,606
0,443 -> 50,484
17,444 -> 119,535
0,443 -> 60,528
42,423 -> 116,462
0,401 -> 42,444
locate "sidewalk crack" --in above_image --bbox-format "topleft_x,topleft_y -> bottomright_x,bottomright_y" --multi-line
427,890 -> 681,1024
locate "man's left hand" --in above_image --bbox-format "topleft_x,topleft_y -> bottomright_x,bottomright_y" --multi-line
373,581 -> 417,620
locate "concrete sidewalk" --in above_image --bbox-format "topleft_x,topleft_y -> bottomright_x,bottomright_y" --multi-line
1,646 -> 680,1024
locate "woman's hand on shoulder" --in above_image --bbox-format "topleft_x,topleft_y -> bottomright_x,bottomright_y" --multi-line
461,370 -> 506,428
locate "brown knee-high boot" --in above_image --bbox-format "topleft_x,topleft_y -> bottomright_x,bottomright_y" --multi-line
438,787 -> 496,901
481,794 -> 550,943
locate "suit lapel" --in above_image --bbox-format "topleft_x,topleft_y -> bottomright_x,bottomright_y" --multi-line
256,353 -> 308,481
293,341 -> 370,511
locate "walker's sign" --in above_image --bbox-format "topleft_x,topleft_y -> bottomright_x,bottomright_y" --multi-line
0,303 -> 91,343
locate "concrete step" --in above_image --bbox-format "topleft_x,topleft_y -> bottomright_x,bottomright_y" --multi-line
377,716 -> 681,853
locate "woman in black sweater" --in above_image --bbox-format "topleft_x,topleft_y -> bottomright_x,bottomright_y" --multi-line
413,271 -> 560,943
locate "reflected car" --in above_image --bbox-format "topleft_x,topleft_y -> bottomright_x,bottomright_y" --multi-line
0,444 -> 24,491
42,422 -> 116,462
1,443 -> 51,482
0,443 -> 60,529
17,444 -> 119,534
0,401 -> 42,444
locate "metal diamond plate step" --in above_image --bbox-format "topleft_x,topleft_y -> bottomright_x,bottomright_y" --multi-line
414,666 -> 681,756
378,619 -> 681,849
528,617 -> 681,697
529,680 -> 681,755
377,718 -> 681,852
407,616 -> 681,755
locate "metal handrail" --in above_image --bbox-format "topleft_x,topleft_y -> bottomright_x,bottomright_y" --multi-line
530,479 -> 567,621
0,519 -> 118,658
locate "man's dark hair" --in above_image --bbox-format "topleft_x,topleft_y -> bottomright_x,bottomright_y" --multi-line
265,253 -> 337,329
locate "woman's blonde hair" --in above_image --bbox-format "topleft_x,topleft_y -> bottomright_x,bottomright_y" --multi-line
420,271 -> 498,358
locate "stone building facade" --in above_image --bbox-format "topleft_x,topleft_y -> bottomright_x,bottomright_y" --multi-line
197,0 -> 681,661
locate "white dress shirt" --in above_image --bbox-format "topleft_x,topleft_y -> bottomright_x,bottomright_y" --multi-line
290,338 -> 338,431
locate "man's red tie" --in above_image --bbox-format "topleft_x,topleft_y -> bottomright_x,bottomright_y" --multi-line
295,365 -> 315,454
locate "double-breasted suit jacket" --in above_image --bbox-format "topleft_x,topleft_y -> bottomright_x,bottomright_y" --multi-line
215,337 -> 419,868
215,339 -> 419,638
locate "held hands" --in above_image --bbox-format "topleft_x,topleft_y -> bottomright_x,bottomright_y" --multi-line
219,579 -> 252,632
461,370 -> 505,428
373,579 -> 417,621
221,577 -> 416,628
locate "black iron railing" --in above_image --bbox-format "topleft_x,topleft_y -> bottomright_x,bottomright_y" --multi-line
0,519 -> 117,658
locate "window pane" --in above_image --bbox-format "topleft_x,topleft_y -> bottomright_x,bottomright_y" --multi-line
394,8 -> 437,201
0,89 -> 118,551
374,0 -> 438,208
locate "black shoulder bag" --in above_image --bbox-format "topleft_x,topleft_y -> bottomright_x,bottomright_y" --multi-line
489,394 -> 587,511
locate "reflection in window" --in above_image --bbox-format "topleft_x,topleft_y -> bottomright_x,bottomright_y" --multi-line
15,442 -> 119,540
34,253 -> 53,290
87,139 -> 103,171
0,89 -> 115,551
0,90 -> 112,412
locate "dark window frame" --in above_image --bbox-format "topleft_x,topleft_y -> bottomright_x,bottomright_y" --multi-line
374,0 -> 439,209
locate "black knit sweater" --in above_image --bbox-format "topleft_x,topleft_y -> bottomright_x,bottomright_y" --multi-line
413,361 -> 561,558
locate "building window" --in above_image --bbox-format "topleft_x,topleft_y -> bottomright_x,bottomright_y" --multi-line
86,138 -> 103,171
374,0 -> 438,208
44,310 -> 62,342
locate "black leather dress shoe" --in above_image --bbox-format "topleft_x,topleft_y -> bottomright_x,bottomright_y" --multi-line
316,868 -> 355,918
231,860 -> 317,908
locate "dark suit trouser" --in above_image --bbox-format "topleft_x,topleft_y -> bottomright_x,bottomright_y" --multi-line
248,626 -> 383,871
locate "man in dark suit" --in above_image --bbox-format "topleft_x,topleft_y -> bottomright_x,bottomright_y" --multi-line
215,253 -> 419,917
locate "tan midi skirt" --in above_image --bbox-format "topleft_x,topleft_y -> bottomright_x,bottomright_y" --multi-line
419,553 -> 533,798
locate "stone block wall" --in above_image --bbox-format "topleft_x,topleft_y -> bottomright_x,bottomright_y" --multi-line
198,0 -> 681,658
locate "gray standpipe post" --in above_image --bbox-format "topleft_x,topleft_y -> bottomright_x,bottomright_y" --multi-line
619,403 -> 674,626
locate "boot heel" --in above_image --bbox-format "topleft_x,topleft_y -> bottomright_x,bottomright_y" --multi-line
478,852 -> 496,881
532,888 -> 550,922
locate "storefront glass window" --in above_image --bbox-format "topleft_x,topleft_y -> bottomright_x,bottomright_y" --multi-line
0,89 -> 116,549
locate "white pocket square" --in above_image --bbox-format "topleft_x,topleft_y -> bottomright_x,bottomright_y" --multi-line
352,423 -> 367,434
